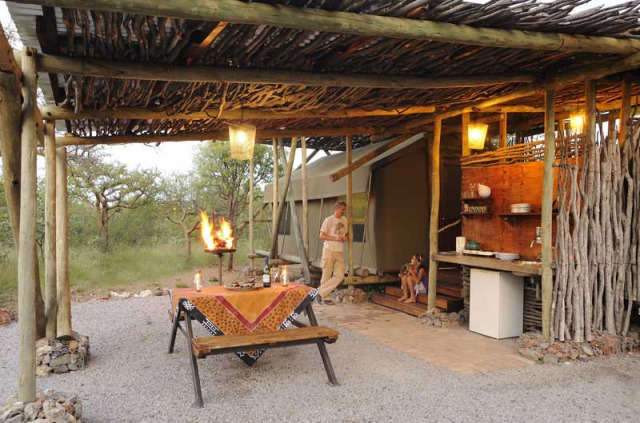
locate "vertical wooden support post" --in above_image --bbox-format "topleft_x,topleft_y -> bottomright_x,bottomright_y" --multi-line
17,46 -> 38,403
56,146 -> 71,336
269,139 -> 297,259
541,89 -> 555,340
301,137 -> 309,256
272,138 -> 279,227
461,112 -> 470,156
346,135 -> 354,289
558,117 -> 566,139
44,121 -> 57,339
249,147 -> 255,265
427,118 -> 442,310
584,80 -> 596,342
499,113 -> 507,148
619,78 -> 632,148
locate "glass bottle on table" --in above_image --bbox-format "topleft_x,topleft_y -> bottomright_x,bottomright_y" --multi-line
262,257 -> 271,288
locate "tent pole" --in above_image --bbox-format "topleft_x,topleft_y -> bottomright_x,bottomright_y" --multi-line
249,147 -> 255,266
346,135 -> 354,290
269,139 -> 297,259
301,136 -> 309,257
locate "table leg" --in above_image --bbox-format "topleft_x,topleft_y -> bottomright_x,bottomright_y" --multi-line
168,304 -> 181,354
185,311 -> 205,408
306,304 -> 339,385
218,253 -> 223,286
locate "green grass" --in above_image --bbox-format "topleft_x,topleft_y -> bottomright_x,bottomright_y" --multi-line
0,239 -> 256,308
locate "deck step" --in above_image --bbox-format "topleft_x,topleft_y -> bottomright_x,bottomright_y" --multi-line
385,286 -> 463,312
370,293 -> 427,317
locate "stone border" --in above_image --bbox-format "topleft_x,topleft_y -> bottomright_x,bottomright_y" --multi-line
0,389 -> 82,422
36,332 -> 90,376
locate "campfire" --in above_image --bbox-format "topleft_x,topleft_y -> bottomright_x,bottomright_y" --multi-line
200,211 -> 235,252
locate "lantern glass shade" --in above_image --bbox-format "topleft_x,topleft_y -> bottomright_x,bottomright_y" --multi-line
228,123 -> 256,160
468,122 -> 489,150
569,112 -> 584,133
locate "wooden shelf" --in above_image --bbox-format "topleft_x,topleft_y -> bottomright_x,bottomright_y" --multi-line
461,212 -> 491,216
461,197 -> 492,202
498,212 -> 541,217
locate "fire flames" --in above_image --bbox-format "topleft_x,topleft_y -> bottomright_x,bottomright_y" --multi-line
200,211 -> 234,250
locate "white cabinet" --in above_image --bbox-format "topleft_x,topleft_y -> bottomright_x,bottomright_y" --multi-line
469,269 -> 524,339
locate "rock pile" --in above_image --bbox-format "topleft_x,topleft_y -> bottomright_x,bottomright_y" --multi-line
518,330 -> 640,364
419,309 -> 463,328
35,333 -> 90,377
0,389 -> 82,422
330,288 -> 367,304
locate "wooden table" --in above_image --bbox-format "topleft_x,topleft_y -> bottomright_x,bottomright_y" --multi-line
433,252 -> 543,275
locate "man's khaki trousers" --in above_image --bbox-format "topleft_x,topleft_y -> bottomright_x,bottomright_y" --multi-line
319,249 -> 346,298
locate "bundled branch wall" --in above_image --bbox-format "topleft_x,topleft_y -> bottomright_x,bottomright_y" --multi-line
552,127 -> 639,341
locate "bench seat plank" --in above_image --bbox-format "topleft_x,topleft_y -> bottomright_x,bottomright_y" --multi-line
192,326 -> 339,358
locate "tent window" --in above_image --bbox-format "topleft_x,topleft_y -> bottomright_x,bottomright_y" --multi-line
338,193 -> 367,243
278,207 -> 291,236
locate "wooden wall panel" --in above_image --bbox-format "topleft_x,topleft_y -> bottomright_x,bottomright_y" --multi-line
461,162 -> 557,260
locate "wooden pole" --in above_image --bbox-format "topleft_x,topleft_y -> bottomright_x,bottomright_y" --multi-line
278,142 -> 312,282
499,113 -> 508,148
427,119 -> 442,310
619,78 -> 632,148
301,137 -> 309,256
56,146 -> 71,336
44,121 -> 57,339
272,138 -> 279,231
249,148 -> 255,265
25,51 -> 534,89
329,133 -> 421,182
42,104 -> 438,121
56,126 -> 379,146
346,135 -> 354,289
15,1 -> 640,54
269,139 -> 297,259
17,46 -> 38,403
461,113 -> 470,157
541,89 -> 555,340
0,72 -> 22,246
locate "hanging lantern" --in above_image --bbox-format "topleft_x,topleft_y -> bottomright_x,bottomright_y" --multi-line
468,122 -> 488,150
228,123 -> 256,160
569,111 -> 585,133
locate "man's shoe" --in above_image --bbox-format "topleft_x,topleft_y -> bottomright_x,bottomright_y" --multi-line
323,299 -> 335,305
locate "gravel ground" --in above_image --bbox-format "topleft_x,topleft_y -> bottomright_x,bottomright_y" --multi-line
1,296 -> 639,423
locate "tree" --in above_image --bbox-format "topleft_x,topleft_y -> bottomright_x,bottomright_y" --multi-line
69,149 -> 159,248
193,142 -> 273,270
160,174 -> 200,258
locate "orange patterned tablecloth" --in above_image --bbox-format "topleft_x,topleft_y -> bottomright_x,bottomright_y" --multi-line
170,283 -> 317,365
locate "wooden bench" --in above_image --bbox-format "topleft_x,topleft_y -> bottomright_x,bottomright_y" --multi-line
169,301 -> 339,407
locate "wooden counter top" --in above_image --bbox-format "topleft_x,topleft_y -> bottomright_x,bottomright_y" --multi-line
433,253 -> 543,276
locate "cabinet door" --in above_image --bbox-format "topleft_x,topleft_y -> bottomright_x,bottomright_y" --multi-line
469,269 -> 500,338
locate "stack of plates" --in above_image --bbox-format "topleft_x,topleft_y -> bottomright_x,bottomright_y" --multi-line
510,203 -> 532,213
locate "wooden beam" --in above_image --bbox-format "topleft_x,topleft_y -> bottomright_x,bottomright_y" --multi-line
16,0 -> 640,54
329,133 -> 421,182
26,50 -> 535,89
461,112 -> 470,157
182,22 -> 228,64
346,135 -> 354,289
541,89 -> 555,340
499,113 -> 507,148
301,137 -> 309,256
17,46 -> 38,403
619,78 -> 632,148
56,146 -> 71,337
378,50 -> 640,137
427,119 -> 442,311
269,139 -> 297,259
56,126 -> 379,146
44,121 -> 57,340
41,104 -> 438,121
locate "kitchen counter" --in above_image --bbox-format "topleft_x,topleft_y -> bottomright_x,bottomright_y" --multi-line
433,252 -> 542,276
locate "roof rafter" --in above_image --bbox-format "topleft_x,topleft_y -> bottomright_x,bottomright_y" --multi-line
12,0 -> 640,54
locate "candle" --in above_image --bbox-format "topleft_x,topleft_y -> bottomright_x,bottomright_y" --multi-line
193,269 -> 202,292
282,266 -> 288,286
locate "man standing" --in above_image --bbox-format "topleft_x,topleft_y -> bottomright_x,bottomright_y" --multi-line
318,201 -> 349,305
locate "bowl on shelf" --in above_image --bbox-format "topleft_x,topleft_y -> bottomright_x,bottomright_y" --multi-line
477,184 -> 492,198
510,203 -> 532,213
495,252 -> 520,261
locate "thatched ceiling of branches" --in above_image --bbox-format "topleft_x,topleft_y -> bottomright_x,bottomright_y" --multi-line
45,0 -> 640,149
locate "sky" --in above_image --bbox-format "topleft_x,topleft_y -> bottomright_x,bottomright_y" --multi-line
0,0 -> 633,175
